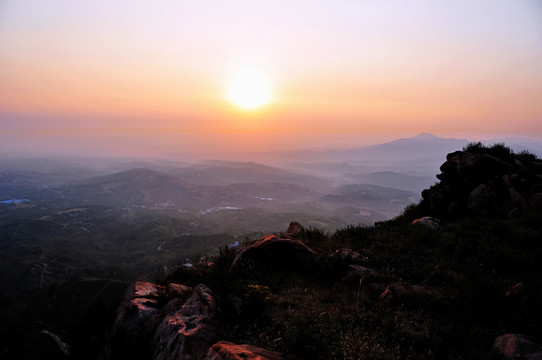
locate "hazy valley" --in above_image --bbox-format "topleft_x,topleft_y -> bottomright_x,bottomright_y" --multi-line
2,134 -> 541,286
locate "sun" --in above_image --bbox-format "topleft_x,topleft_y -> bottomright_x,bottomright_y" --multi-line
227,67 -> 273,111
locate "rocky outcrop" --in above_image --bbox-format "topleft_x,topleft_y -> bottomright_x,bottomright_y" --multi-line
284,221 -> 304,237
109,222 -> 313,360
112,280 -> 168,358
152,284 -> 218,360
111,281 -> 215,360
420,149 -> 542,218
232,234 -> 316,270
492,334 -> 542,359
115,280 -> 165,324
111,279 -> 301,360
204,341 -> 295,360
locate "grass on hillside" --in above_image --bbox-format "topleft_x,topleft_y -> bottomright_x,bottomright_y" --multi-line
160,209 -> 542,360
462,142 -> 539,162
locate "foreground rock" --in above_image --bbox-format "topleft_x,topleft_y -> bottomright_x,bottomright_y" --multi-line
232,234 -> 316,270
152,284 -> 218,360
205,341 -> 295,360
492,334 -> 542,359
112,280 -> 168,358
110,280 -> 298,360
111,280 -> 209,359
110,223 -> 312,360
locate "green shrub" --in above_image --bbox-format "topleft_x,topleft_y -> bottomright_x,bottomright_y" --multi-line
517,150 -> 539,161
462,142 -> 538,161
299,226 -> 329,249
244,284 -> 273,318
463,141 -> 485,153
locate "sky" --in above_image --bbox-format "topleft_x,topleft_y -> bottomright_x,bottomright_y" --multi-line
1,0 -> 541,158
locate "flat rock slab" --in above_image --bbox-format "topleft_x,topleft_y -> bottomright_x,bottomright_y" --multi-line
205,341 -> 296,360
232,235 -> 316,269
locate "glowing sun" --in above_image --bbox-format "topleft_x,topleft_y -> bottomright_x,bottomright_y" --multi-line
227,68 -> 273,110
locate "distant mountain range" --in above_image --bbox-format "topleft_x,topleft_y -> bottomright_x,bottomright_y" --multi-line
263,133 -> 542,177
2,132 -> 541,174
1,132 -> 540,219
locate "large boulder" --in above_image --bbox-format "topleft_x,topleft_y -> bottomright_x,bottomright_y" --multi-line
420,149 -> 542,218
204,341 -> 295,360
232,234 -> 316,270
284,221 -> 304,237
492,334 -> 542,359
112,280 -> 167,358
467,184 -> 493,211
116,280 -> 165,323
152,284 -> 218,360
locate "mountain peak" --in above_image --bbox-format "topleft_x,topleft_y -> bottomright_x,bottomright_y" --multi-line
413,132 -> 439,140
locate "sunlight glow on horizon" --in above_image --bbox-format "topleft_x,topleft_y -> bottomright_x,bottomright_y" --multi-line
1,0 -> 541,156
226,67 -> 274,111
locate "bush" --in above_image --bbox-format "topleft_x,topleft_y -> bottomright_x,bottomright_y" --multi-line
299,226 -> 329,249
244,284 -> 273,318
517,150 -> 538,161
463,142 -> 538,161
463,142 -> 485,153
488,143 -> 514,158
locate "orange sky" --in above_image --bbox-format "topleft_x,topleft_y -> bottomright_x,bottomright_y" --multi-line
1,1 -> 541,157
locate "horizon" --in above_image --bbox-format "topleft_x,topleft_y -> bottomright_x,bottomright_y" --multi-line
1,132 -> 541,167
1,1 -> 542,158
